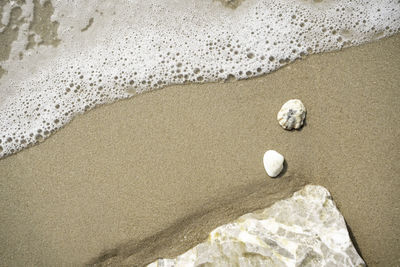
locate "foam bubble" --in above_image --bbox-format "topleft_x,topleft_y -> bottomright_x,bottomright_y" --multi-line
0,0 -> 399,158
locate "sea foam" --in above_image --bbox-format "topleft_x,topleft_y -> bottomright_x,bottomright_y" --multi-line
0,0 -> 399,158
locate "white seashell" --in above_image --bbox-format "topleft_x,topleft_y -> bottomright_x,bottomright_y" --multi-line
263,150 -> 284,177
277,99 -> 306,130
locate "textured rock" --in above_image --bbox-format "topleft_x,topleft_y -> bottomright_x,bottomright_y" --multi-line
263,150 -> 284,177
277,99 -> 306,130
148,185 -> 365,267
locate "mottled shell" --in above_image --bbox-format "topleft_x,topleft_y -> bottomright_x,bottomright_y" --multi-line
277,99 -> 306,130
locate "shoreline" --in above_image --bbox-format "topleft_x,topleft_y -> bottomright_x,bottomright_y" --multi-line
1,35 -> 399,266
0,34 -> 396,161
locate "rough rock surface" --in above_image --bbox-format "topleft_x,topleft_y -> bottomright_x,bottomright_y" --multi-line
148,185 -> 365,267
277,99 -> 306,130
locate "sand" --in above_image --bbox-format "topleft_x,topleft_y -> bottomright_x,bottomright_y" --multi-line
0,35 -> 399,266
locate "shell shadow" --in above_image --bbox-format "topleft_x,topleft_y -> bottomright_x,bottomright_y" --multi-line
272,160 -> 288,179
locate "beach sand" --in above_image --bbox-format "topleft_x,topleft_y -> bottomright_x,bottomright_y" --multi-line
0,35 -> 399,266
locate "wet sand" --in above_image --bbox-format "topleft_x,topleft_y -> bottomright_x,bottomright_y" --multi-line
0,35 -> 399,266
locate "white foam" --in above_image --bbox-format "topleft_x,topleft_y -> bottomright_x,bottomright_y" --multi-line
0,0 -> 399,158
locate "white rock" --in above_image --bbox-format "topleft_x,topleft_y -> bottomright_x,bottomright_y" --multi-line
263,150 -> 284,178
277,99 -> 306,130
148,185 -> 365,267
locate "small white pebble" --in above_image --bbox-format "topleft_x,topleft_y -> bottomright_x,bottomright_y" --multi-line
263,150 -> 284,178
277,99 -> 306,130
